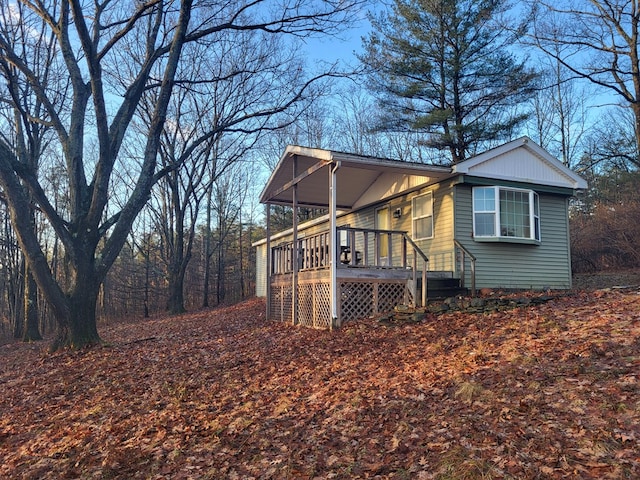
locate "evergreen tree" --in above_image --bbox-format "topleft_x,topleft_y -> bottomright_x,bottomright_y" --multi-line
359,0 -> 537,164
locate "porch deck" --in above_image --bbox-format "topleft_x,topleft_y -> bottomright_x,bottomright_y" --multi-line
268,227 -> 428,328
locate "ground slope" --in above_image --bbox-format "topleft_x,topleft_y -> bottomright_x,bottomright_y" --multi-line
0,291 -> 639,479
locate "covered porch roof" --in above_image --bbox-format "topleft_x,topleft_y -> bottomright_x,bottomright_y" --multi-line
259,146 -> 453,210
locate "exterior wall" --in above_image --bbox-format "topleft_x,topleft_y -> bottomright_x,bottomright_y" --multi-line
453,184 -> 572,290
254,182 -> 460,298
375,183 -> 456,272
256,180 -> 574,296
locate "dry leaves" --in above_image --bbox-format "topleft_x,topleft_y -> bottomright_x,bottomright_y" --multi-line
0,291 -> 639,479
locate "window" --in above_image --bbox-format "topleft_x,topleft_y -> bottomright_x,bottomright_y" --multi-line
412,192 -> 433,240
473,187 -> 540,242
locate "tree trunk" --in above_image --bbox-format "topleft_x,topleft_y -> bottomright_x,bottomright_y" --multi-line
23,206 -> 42,342
51,282 -> 101,351
216,249 -> 224,305
239,216 -> 245,300
166,263 -> 186,315
22,266 -> 42,342
12,257 -> 25,340
144,239 -> 150,318
166,211 -> 187,314
202,184 -> 213,308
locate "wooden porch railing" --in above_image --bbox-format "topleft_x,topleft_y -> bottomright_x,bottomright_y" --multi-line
270,227 -> 429,305
454,238 -> 476,297
271,231 -> 330,273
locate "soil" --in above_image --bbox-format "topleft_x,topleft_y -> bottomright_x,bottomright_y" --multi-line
572,269 -> 640,290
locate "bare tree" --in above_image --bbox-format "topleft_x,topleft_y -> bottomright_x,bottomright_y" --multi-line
144,24 -> 297,314
582,107 -> 640,172
528,0 -> 640,168
0,0 -> 366,350
526,54 -> 590,169
0,2 -> 62,341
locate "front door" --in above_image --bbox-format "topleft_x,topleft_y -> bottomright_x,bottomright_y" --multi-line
376,206 -> 390,264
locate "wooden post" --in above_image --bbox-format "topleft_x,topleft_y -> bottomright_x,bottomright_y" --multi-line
402,235 -> 407,268
422,259 -> 427,307
363,231 -> 369,265
412,253 -> 417,308
292,156 -> 298,326
349,229 -> 356,265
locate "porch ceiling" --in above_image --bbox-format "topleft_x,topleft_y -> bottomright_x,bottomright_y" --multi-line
259,146 -> 452,209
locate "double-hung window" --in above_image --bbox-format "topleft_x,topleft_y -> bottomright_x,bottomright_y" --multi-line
473,186 -> 540,242
412,191 -> 433,240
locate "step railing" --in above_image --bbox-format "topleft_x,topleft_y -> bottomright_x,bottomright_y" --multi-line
454,238 -> 476,297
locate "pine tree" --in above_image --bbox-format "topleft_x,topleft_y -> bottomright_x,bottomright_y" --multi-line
359,0 -> 537,164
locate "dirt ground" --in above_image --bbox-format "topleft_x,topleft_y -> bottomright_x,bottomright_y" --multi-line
573,269 -> 640,290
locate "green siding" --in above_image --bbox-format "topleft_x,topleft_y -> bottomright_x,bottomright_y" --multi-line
454,185 -> 572,290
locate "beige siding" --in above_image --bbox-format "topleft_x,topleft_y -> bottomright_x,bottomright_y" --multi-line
261,186 -> 458,274
454,185 -> 572,289
257,181 -> 573,292
377,184 -> 456,272
255,243 -> 267,297
327,184 -> 458,272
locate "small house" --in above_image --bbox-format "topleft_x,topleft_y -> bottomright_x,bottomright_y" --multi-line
254,137 -> 587,328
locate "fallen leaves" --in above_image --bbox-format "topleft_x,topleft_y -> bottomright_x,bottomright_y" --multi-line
0,292 -> 639,479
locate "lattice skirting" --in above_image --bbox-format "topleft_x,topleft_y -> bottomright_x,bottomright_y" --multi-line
270,283 -> 292,323
270,281 -> 331,328
270,279 -> 409,328
298,282 -> 331,329
339,281 -> 408,323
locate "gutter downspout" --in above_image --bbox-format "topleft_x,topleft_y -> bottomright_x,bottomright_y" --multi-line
329,160 -> 340,329
265,203 -> 271,320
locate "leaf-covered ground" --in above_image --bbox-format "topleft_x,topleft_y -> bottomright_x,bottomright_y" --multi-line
1,290 -> 639,479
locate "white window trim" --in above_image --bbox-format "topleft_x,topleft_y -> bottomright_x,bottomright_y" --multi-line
473,186 -> 541,243
412,191 -> 434,240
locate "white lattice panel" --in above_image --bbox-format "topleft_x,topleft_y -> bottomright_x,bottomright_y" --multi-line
270,284 -> 292,322
298,283 -> 314,327
271,278 -> 408,328
314,283 -> 332,328
340,282 -> 374,322
377,282 -> 407,313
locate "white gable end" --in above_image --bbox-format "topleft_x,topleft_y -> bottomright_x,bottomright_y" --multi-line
464,149 -> 576,187
454,137 -> 587,190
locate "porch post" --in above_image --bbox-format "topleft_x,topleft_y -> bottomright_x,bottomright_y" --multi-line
329,161 -> 340,329
292,156 -> 299,326
265,203 -> 271,320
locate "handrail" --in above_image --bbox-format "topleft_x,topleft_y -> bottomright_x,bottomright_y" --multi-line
270,226 -> 430,307
402,232 -> 428,307
403,233 -> 429,263
338,227 -> 429,307
454,239 -> 476,297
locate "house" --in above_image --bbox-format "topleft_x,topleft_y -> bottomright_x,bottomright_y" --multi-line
254,137 -> 587,329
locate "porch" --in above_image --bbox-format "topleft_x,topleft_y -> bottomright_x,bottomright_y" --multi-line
269,227 -> 429,328
260,146 -> 455,329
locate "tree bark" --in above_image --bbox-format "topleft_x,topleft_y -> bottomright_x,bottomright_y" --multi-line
202,183 -> 213,308
22,266 -> 42,342
166,260 -> 186,315
51,281 -> 100,351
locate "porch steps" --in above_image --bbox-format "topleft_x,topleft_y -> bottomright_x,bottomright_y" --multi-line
421,271 -> 467,299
